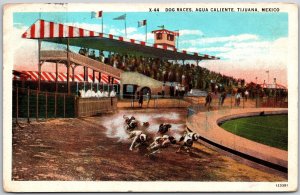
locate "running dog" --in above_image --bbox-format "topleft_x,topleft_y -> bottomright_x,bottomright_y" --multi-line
158,123 -> 172,135
123,115 -> 139,131
123,115 -> 150,131
177,130 -> 199,153
148,135 -> 176,155
128,130 -> 147,151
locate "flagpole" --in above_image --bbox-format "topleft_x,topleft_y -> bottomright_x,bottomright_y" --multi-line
145,22 -> 147,42
124,15 -> 127,38
102,15 -> 104,33
176,30 -> 179,49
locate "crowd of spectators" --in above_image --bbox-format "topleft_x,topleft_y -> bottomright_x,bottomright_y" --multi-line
78,48 -> 240,92
78,89 -> 116,98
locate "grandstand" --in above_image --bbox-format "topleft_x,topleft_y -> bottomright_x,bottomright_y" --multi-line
19,19 -> 219,96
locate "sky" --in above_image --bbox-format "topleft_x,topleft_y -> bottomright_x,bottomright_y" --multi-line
13,11 -> 288,86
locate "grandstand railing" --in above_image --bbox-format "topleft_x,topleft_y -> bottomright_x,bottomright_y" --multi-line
41,50 -> 123,79
117,93 -> 196,109
76,97 -> 117,117
187,93 -> 288,117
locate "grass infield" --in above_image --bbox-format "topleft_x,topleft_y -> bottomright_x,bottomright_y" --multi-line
220,114 -> 288,151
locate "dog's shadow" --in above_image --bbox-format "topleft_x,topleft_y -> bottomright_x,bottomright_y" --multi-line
188,148 -> 212,158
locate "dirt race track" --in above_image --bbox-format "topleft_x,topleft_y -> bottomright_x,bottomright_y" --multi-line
12,109 -> 286,181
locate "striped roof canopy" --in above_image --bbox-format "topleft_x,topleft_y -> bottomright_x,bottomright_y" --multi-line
22,19 -> 220,61
13,70 -> 120,84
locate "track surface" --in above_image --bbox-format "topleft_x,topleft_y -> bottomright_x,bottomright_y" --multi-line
12,109 -> 286,181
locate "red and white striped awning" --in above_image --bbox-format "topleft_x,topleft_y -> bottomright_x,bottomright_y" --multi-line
13,70 -> 120,84
22,20 -> 101,39
22,19 -> 219,61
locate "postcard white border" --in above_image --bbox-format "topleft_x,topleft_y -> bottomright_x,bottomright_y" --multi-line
2,2 -> 298,192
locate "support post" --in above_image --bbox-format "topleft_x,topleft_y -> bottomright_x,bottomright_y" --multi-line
67,38 -> 71,94
86,67 -> 89,82
111,77 -> 114,84
108,76 -> 111,84
98,72 -> 102,83
72,65 -> 75,82
93,70 -> 95,83
45,92 -> 48,119
36,88 -> 39,121
64,94 -> 66,118
27,87 -> 30,123
55,61 -> 58,92
54,92 -> 57,117
38,39 -> 42,91
83,66 -> 86,81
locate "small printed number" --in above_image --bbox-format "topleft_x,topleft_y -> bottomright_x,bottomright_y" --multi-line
276,184 -> 288,187
149,8 -> 159,12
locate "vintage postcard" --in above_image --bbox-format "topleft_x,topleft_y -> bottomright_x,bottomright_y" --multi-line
2,2 -> 298,192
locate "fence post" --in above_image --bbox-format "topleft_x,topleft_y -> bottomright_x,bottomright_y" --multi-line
27,87 -> 30,123
243,97 -> 245,109
54,92 -> 57,118
74,96 -> 78,117
230,94 -> 232,108
256,94 -> 258,108
36,88 -> 39,121
64,94 -> 66,118
45,92 -> 48,119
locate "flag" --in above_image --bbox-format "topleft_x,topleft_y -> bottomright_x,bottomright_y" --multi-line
91,11 -> 103,18
138,20 -> 147,27
157,25 -> 165,29
113,14 -> 126,20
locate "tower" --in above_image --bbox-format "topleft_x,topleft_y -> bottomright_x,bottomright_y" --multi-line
152,28 -> 177,49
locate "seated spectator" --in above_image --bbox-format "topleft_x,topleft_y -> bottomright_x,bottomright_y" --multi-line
82,48 -> 88,56
79,48 -> 85,55
97,89 -> 104,98
99,51 -> 105,63
79,89 -> 85,98
110,90 -> 116,97
85,89 -> 92,97
89,50 -> 96,59
91,90 -> 96,97
104,91 -> 109,97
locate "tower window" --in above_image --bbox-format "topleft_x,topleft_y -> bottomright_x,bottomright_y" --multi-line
156,33 -> 162,40
167,34 -> 174,41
